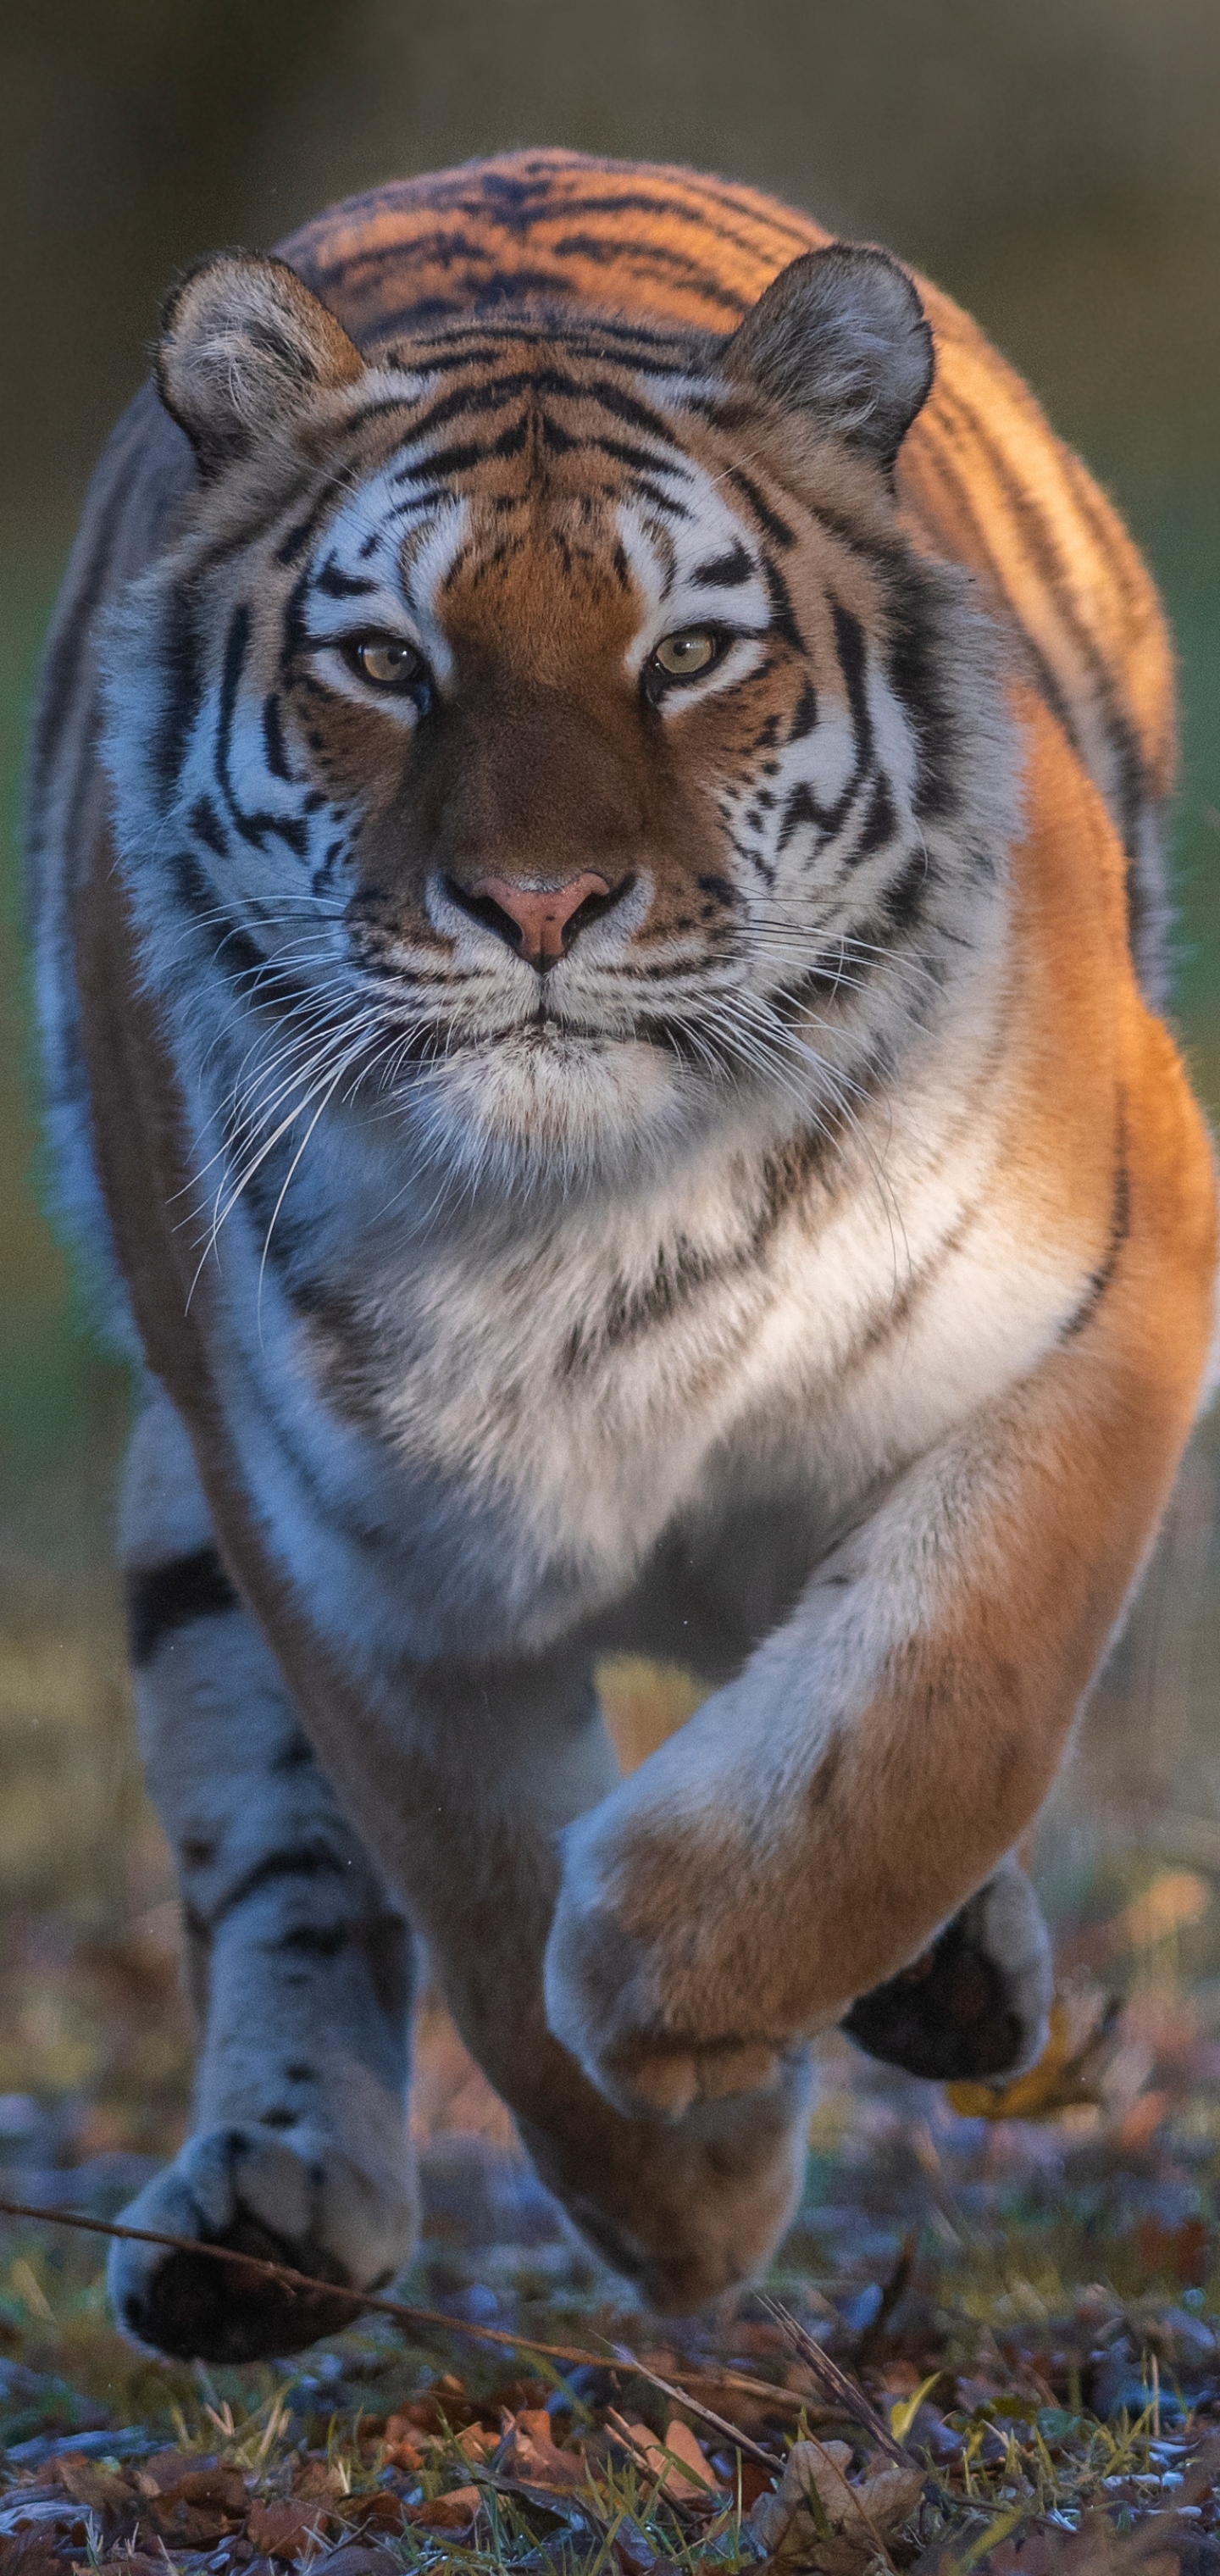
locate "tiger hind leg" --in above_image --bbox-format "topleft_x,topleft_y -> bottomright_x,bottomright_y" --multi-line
840,1855 -> 1053,2083
110,1393 -> 416,2362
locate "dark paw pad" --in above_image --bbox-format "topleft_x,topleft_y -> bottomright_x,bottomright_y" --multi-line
125,2211 -> 360,2362
840,1910 -> 1023,2081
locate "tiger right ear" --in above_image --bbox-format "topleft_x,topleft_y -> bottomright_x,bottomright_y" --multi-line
724,243 -> 934,469
156,253 -> 363,476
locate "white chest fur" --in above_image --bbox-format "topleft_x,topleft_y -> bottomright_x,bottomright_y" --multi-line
202,1003 -> 1084,1672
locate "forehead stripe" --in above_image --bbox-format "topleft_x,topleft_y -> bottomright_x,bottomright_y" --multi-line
393,419 -> 531,486
691,543 -> 752,587
724,466 -> 796,552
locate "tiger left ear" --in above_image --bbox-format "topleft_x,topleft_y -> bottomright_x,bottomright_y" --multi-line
724,243 -> 934,468
156,252 -> 364,476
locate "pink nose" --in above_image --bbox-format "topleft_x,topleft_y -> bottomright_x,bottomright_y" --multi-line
468,873 -> 612,968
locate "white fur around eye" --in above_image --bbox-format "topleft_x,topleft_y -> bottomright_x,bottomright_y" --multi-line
309,647 -> 429,725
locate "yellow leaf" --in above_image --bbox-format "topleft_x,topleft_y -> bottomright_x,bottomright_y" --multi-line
946,1997 -> 1108,2124
887,2370 -> 942,2443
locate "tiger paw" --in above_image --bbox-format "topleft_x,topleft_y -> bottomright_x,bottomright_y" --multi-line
840,1858 -> 1053,2083
543,1806 -> 798,2122
108,2124 -> 415,2362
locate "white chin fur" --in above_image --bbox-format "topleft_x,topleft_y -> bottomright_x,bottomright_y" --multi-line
412,1028 -> 693,1185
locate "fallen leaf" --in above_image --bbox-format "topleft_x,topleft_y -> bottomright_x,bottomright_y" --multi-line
403,2486 -> 482,2534
136,2449 -> 211,2495
456,2422 -> 497,2462
852,2461 -> 924,2531
40,2456 -> 130,2514
946,1998 -> 1112,2122
247,2496 -> 331,2562
339,2490 -> 404,2534
292,2462 -> 341,2501
170,2467 -> 247,2515
381,2434 -> 424,2472
502,2407 -> 586,2491
607,2413 -> 726,2505
0,2537 -> 62,2576
748,2437 -> 920,2567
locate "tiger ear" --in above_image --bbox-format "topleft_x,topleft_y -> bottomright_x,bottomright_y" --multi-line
156,252 -> 363,476
724,243 -> 934,467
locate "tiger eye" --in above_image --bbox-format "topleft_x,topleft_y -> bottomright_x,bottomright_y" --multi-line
652,630 -> 718,679
350,637 -> 424,689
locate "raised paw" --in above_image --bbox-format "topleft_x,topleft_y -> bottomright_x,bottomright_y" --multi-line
108,2124 -> 415,2362
840,1858 -> 1053,2083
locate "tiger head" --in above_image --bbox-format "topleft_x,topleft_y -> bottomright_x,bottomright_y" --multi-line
103,244 -> 1012,1201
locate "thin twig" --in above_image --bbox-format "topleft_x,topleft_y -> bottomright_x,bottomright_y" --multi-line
609,2346 -> 780,2471
759,2296 -> 913,2466
0,2195 -> 778,2468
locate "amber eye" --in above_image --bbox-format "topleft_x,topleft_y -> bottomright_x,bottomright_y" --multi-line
650,629 -> 720,681
346,636 -> 429,692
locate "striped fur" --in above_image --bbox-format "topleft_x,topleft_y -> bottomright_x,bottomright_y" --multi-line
26,153 -> 1216,2356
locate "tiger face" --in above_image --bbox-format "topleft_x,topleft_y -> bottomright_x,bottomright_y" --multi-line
103,247 -> 1013,1200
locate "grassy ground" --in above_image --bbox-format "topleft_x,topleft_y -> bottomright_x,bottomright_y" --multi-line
6,1982 -> 1220,2575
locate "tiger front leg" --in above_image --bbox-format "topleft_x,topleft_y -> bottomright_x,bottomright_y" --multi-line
545,1261 -> 1210,2122
110,1397 -> 416,2362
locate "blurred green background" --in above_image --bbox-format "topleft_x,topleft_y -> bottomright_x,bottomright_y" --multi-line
1,0 -> 1219,2151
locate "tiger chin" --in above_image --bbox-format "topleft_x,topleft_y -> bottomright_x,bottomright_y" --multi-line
29,150 -> 1216,2362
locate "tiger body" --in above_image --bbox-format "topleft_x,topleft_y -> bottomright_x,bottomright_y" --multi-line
28,153 -> 1217,2354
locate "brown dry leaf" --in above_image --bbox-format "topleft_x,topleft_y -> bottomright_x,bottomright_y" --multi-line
246,2496 -> 331,2562
291,2462 -> 341,2502
748,2437 -> 920,2567
607,2413 -> 725,2506
381,2434 -> 424,2473
403,2486 -> 482,2534
502,2407 -> 587,2492
134,2449 -> 202,2495
170,2467 -> 247,2516
852,2461 -> 925,2531
0,2537 -> 62,2576
41,2456 -> 130,2514
456,2423 -> 497,2463
338,2490 -> 404,2535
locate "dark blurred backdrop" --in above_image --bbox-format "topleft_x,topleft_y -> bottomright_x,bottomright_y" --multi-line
2,1 -> 1219,2142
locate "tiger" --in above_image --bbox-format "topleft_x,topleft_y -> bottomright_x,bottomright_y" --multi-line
27,148 -> 1217,2362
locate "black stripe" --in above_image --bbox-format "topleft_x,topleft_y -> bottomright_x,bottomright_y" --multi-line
391,417 -> 530,486
216,602 -> 308,859
262,692 -> 294,782
880,847 -> 930,930
725,467 -> 796,551
691,542 -> 752,589
881,558 -> 958,824
209,1844 -> 350,1931
269,1924 -> 349,1958
1061,1128 -> 1131,1341
126,1546 -> 241,1668
153,580 -> 202,797
788,680 -> 818,741
936,387 -> 1147,858
851,772 -> 898,863
313,558 -> 380,598
778,600 -> 874,852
